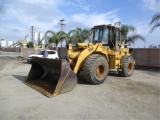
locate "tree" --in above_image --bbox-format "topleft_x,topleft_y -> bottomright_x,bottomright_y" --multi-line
27,42 -> 34,48
56,31 -> 68,46
0,38 -> 5,41
43,30 -> 56,49
114,21 -> 145,45
48,33 -> 59,50
47,31 -> 68,50
150,12 -> 160,33
67,28 -> 91,44
44,28 -> 90,49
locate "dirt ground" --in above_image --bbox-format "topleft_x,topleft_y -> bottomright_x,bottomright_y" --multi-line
0,54 -> 160,120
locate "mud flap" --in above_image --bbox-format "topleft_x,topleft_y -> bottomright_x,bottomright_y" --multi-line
24,57 -> 77,97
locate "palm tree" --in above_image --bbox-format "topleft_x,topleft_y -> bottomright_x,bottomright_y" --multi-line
57,31 -> 68,47
43,30 -> 56,49
48,31 -> 68,50
48,33 -> 58,50
67,28 -> 91,44
150,12 -> 160,33
114,21 -> 145,45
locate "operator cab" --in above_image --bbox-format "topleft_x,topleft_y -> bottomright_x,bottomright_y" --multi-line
92,25 -> 120,50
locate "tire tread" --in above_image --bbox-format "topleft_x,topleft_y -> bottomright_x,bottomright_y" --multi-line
79,54 -> 109,84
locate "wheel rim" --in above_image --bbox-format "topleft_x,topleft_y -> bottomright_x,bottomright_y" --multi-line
128,62 -> 133,72
96,64 -> 105,78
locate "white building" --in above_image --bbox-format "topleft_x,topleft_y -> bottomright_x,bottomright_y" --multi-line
25,34 -> 29,42
38,32 -> 44,44
1,41 -> 7,47
33,31 -> 38,45
7,41 -> 14,47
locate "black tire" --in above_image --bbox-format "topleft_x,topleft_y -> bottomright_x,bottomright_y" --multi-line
119,55 -> 134,77
79,54 -> 109,84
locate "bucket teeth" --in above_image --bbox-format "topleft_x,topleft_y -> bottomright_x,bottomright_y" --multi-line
25,57 -> 77,97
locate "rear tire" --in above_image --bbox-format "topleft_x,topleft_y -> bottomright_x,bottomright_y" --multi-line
79,54 -> 109,84
119,55 -> 134,77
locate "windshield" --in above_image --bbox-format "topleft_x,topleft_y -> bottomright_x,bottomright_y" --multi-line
93,28 -> 103,41
93,27 -> 109,44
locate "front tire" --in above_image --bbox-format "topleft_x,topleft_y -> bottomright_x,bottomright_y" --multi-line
79,54 -> 109,84
119,55 -> 134,77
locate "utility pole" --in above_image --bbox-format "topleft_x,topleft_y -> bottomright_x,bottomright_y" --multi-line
30,26 -> 35,43
58,19 -> 65,47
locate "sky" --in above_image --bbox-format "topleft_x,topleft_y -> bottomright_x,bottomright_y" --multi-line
0,0 -> 160,48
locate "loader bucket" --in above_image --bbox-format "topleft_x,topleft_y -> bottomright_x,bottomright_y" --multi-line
24,57 -> 77,97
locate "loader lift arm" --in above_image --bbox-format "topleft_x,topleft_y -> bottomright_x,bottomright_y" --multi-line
67,42 -> 108,74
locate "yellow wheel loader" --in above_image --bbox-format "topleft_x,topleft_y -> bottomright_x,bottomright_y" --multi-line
25,24 -> 135,97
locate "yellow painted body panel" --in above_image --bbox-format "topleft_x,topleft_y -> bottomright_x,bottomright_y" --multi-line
67,42 -> 130,74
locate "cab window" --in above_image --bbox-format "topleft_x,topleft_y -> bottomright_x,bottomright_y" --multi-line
102,27 -> 109,44
93,28 -> 103,41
